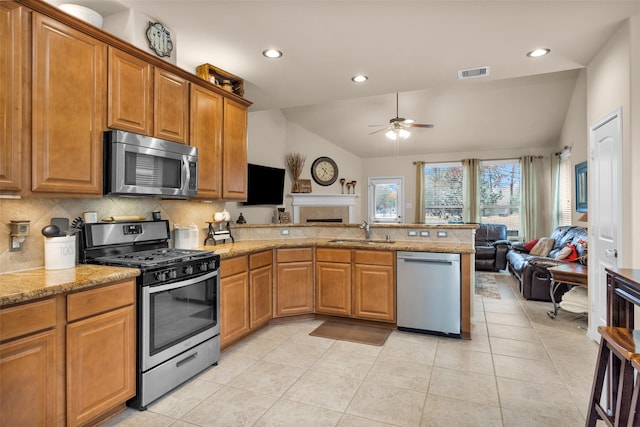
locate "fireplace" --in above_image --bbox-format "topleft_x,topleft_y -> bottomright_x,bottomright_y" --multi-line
289,194 -> 359,223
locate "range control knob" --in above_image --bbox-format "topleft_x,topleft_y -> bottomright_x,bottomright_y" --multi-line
154,271 -> 167,281
183,265 -> 194,275
168,269 -> 177,279
198,262 -> 208,272
207,261 -> 216,271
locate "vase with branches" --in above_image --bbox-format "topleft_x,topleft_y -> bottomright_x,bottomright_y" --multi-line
286,153 -> 306,192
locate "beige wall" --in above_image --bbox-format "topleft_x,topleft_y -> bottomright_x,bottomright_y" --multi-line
586,17 -> 639,268
557,69 -> 588,228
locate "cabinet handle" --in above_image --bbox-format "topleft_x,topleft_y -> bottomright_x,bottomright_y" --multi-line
605,249 -> 618,258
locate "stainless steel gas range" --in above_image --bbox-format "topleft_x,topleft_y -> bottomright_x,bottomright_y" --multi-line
80,220 -> 220,410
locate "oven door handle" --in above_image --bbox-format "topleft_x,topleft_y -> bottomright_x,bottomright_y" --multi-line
147,270 -> 217,294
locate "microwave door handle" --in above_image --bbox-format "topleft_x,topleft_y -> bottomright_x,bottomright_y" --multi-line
182,156 -> 191,193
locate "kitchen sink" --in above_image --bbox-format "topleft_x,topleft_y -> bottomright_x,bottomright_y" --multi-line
328,239 -> 395,245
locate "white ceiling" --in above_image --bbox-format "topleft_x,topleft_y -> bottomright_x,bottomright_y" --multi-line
51,1 -> 640,157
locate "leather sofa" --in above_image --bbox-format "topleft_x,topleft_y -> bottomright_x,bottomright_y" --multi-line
506,225 -> 588,301
475,224 -> 511,272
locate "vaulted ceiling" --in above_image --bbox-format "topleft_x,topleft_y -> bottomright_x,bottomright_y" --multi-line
49,1 -> 640,157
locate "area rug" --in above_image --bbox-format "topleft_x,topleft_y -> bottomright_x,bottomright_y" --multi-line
309,321 -> 391,346
475,273 -> 502,299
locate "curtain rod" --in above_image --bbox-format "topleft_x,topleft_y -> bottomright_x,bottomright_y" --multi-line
412,155 -> 543,165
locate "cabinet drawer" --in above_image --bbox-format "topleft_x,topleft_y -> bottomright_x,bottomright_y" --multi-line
316,248 -> 351,263
276,248 -> 313,263
0,298 -> 56,341
354,250 -> 394,266
250,250 -> 273,270
67,280 -> 135,322
221,255 -> 248,278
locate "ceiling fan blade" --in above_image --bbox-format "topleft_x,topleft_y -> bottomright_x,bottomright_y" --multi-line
407,123 -> 434,128
368,124 -> 388,127
368,127 -> 390,135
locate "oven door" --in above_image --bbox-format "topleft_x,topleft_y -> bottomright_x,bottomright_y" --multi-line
141,270 -> 219,371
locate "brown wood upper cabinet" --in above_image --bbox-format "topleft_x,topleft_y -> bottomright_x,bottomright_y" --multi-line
31,12 -> 106,196
154,68 -> 189,144
190,84 -> 223,199
222,97 -> 248,200
107,47 -> 153,135
0,2 -> 24,194
107,48 -> 189,144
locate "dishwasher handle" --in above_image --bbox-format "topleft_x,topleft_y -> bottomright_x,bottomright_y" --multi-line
399,258 -> 456,265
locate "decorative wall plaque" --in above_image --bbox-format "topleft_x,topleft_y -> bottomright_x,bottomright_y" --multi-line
146,22 -> 174,57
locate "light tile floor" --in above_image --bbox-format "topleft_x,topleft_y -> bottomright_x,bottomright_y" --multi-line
104,274 -> 597,426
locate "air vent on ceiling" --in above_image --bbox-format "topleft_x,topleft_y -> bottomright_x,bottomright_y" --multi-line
458,66 -> 490,80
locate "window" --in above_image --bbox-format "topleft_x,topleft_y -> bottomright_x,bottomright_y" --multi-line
479,159 -> 520,235
422,162 -> 463,223
368,177 -> 403,223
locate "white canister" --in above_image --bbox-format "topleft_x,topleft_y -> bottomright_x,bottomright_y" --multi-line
174,226 -> 190,249
189,224 -> 199,249
45,235 -> 76,270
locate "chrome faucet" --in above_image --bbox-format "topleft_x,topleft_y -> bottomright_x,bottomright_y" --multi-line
360,220 -> 370,240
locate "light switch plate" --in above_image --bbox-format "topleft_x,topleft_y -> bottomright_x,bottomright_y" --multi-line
408,230 -> 417,236
437,231 -> 447,237
420,231 -> 430,237
281,229 -> 290,235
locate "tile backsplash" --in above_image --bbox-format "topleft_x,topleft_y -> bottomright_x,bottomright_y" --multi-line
0,197 -> 223,273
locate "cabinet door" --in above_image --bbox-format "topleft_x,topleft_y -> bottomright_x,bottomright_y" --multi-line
0,330 -> 56,427
275,261 -> 314,316
190,84 -> 223,199
250,264 -> 273,329
353,264 -> 395,322
154,68 -> 189,143
316,261 -> 351,316
0,2 -> 24,193
32,13 -> 106,195
220,272 -> 250,348
66,305 -> 135,427
222,97 -> 248,199
107,47 -> 153,134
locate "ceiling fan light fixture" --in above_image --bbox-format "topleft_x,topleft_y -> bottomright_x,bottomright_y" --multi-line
385,130 -> 398,140
399,129 -> 411,139
527,48 -> 550,58
351,74 -> 368,83
262,49 -> 283,59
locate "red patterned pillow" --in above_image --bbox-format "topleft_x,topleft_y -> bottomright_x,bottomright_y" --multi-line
523,239 -> 539,251
565,244 -> 579,262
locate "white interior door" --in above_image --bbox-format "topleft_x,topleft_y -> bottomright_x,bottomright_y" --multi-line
588,107 -> 622,341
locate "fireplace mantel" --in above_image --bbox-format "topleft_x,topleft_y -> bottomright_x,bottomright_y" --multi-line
289,193 -> 360,223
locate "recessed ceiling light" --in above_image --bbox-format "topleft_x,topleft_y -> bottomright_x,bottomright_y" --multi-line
527,48 -> 550,58
262,49 -> 283,59
351,74 -> 368,83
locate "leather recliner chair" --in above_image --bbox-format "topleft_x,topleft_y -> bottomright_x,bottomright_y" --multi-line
474,224 -> 511,272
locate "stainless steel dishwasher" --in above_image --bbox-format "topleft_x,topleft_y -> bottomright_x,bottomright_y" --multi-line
396,251 -> 461,337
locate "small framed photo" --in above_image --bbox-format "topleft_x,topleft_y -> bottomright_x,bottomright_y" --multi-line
297,179 -> 312,193
279,212 -> 291,224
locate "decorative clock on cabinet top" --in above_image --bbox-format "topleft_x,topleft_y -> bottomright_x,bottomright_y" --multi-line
311,157 -> 338,186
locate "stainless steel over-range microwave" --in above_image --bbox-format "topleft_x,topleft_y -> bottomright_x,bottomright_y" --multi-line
104,130 -> 198,199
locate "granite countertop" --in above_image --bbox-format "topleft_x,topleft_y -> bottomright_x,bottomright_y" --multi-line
1,238 -> 472,307
231,223 -> 479,230
0,265 -> 140,307
201,238 -> 474,259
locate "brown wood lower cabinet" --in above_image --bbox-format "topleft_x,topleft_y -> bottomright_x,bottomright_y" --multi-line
0,279 -> 135,427
0,329 -> 57,426
249,250 -> 273,329
315,248 -> 351,316
220,255 -> 250,348
352,250 -> 396,322
66,280 -> 136,427
275,248 -> 314,317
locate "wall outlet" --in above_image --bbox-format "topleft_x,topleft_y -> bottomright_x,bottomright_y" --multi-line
437,231 -> 447,237
280,229 -> 290,235
420,231 -> 430,237
407,230 -> 417,237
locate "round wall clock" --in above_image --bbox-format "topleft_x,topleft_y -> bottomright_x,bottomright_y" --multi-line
311,156 -> 339,186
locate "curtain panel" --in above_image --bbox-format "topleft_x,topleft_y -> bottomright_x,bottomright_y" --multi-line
520,156 -> 538,241
462,159 -> 480,223
415,162 -> 425,223
551,153 -> 561,230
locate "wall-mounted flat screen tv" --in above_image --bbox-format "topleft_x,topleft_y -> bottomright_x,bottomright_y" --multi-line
243,163 -> 286,206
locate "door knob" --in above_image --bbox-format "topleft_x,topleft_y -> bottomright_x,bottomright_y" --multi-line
605,249 -> 618,258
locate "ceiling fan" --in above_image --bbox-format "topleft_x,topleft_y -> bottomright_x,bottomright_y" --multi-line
368,93 -> 434,140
